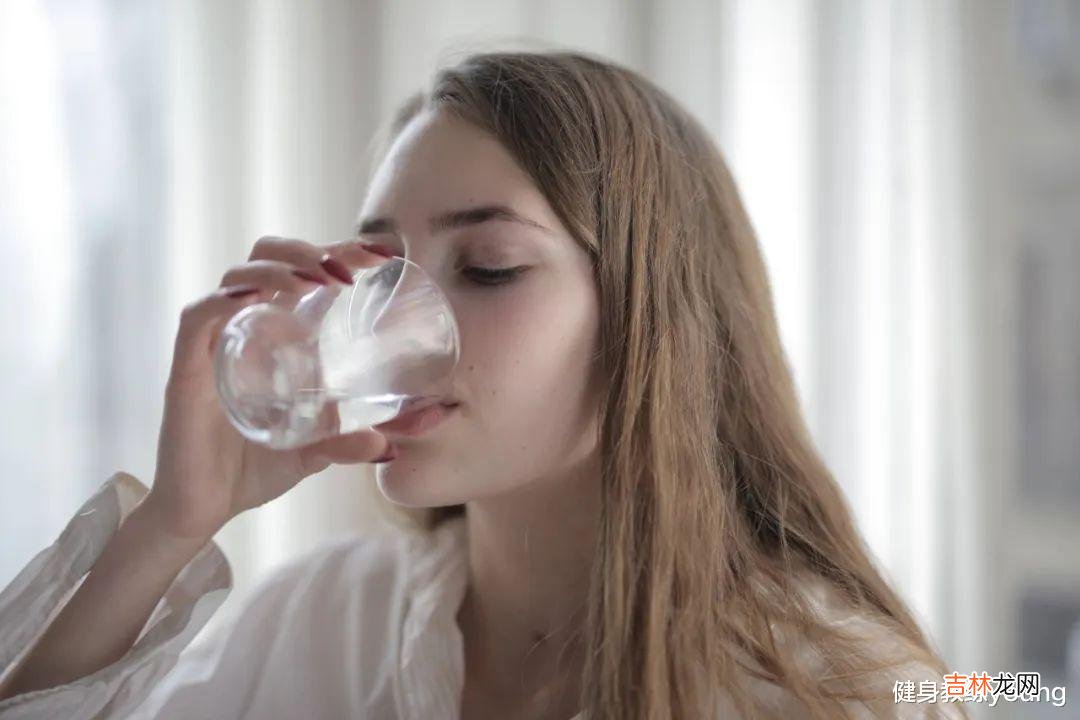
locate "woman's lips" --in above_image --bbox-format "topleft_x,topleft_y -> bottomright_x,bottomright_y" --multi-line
373,401 -> 459,437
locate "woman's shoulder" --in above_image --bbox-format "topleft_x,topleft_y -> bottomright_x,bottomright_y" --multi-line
721,568 -> 964,719
794,570 -> 964,717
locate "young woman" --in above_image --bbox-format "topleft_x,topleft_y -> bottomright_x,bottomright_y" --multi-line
0,52 -> 966,719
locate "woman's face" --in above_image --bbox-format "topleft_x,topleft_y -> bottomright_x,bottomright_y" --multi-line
358,108 -> 602,508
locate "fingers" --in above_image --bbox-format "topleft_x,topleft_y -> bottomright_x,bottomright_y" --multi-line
293,401 -> 395,475
169,235 -> 397,395
170,284 -> 272,386
249,235 -> 393,286
219,258 -> 332,293
247,236 -> 335,279
297,428 -> 394,473
320,238 -> 397,276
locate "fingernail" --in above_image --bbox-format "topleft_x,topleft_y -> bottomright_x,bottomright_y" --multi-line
361,243 -> 399,259
373,443 -> 397,463
291,268 -> 328,285
320,254 -> 355,284
225,285 -> 260,298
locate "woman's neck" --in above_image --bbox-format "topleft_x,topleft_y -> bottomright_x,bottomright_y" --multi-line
457,456 -> 600,718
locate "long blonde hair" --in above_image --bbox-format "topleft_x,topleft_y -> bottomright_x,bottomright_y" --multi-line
376,51 -> 961,719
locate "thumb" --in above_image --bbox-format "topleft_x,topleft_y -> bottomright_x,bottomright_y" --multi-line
298,429 -> 393,469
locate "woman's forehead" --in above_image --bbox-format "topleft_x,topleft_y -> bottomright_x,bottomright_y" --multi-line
360,110 -> 559,234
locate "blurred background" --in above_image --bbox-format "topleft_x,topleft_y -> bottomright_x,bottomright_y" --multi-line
1,1 -> 1077,716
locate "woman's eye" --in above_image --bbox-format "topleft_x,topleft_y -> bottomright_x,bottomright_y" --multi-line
461,265 -> 527,287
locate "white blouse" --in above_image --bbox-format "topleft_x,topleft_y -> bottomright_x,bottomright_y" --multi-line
0,472 -> 964,719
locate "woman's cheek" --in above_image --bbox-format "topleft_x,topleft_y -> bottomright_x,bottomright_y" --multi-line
453,284 -> 555,393
448,271 -> 600,480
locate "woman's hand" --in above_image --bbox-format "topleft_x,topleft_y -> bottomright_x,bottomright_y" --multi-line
144,236 -> 395,542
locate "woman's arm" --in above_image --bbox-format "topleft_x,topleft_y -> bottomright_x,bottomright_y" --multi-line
0,496 -> 217,700
1,237 -> 392,705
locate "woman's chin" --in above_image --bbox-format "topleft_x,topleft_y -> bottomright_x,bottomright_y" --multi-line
375,462 -> 459,509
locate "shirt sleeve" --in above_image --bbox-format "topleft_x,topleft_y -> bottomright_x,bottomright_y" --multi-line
0,471 -> 232,720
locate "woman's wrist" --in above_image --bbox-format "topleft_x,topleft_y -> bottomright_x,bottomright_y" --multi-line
125,493 -> 223,564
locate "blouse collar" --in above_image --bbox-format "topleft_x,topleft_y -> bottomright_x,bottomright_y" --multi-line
393,516 -> 585,720
395,516 -> 469,719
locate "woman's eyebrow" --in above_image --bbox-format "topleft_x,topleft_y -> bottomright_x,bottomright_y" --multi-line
354,204 -> 552,236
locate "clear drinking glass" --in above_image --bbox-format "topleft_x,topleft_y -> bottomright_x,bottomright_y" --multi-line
214,255 -> 460,449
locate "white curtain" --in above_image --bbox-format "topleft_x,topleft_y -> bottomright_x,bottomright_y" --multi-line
1,0 -> 1000,684
1,0 -> 173,595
